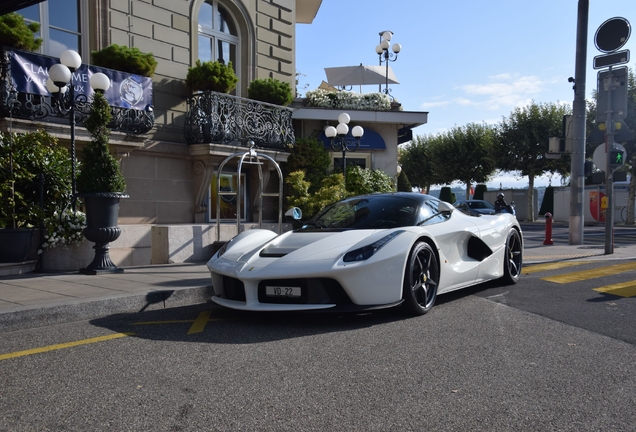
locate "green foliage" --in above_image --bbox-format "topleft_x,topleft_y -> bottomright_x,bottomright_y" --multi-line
247,77 -> 293,106
91,44 -> 157,77
0,12 -> 42,51
346,166 -> 394,196
0,130 -> 72,228
439,186 -> 454,204
474,184 -> 487,200
76,92 -> 126,193
399,134 -> 444,192
284,137 -> 331,193
286,171 -> 347,218
397,170 -> 412,192
186,60 -> 238,93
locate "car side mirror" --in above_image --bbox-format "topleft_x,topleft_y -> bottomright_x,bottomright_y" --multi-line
437,201 -> 454,213
285,207 -> 303,220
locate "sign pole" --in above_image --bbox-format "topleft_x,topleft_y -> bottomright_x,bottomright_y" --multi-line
604,65 -> 614,254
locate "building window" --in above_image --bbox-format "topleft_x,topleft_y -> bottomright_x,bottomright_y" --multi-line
18,0 -> 87,58
209,172 -> 247,221
333,154 -> 371,173
198,0 -> 239,91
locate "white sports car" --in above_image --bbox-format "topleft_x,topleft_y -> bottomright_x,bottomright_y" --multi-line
207,192 -> 523,315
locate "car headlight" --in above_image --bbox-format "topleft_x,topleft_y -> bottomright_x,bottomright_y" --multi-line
342,230 -> 405,262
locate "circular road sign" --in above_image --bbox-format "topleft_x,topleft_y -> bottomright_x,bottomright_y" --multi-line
595,17 -> 631,53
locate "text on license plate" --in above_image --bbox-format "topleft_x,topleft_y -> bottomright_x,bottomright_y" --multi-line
265,286 -> 301,298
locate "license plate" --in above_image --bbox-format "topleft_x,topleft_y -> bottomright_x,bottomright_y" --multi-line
265,286 -> 301,298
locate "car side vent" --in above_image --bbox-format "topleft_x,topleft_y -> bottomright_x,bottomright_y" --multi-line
467,236 -> 493,261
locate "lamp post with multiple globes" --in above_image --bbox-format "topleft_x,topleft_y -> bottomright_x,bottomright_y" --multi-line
46,50 -> 111,211
375,31 -> 401,96
325,113 -> 364,185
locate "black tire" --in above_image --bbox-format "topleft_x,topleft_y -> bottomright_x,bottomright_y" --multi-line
501,229 -> 522,284
402,241 -> 439,316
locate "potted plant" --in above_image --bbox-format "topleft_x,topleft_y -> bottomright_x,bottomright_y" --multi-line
76,82 -> 128,274
0,12 -> 42,51
247,77 -> 293,106
0,130 -> 74,262
185,59 -> 238,93
91,44 -> 157,77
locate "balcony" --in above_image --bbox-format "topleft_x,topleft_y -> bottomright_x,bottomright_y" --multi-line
0,48 -> 153,135
184,91 -> 295,150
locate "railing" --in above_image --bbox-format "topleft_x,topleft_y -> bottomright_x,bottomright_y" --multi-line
184,91 -> 295,150
0,48 -> 154,135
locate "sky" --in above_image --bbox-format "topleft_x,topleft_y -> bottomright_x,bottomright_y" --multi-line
296,0 -> 635,189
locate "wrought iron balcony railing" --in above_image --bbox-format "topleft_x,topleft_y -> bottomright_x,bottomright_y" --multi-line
184,91 -> 295,150
0,48 -> 154,135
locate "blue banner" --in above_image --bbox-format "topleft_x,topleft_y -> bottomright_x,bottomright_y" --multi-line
9,49 -> 153,110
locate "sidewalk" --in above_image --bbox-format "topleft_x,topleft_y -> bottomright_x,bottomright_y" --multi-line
1,240 -> 635,333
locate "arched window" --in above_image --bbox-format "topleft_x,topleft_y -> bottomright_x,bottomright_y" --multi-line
198,1 -> 239,77
18,0 -> 88,58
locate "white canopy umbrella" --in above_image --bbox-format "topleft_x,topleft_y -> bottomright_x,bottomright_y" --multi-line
324,64 -> 399,87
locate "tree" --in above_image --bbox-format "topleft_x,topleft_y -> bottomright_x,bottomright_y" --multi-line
399,134 -> 443,193
283,137 -> 331,194
497,101 -> 572,221
431,123 -> 497,199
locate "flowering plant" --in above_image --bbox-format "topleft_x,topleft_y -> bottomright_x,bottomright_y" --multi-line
41,208 -> 86,249
305,89 -> 394,111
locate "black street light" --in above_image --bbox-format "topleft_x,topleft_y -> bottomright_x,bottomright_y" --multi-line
46,50 -> 111,211
325,113 -> 364,184
375,31 -> 401,97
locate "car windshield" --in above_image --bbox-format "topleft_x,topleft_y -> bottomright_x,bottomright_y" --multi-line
468,201 -> 494,209
304,196 -> 419,230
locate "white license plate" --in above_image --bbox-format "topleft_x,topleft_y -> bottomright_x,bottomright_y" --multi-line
265,286 -> 301,298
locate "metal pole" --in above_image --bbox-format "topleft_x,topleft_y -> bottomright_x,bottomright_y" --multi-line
69,72 -> 76,212
604,66 -> 615,254
342,143 -> 347,185
569,0 -> 588,245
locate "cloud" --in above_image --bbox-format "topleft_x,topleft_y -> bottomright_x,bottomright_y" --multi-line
420,74 -> 550,112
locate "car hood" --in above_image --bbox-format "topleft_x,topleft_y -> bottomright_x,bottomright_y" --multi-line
259,230 -> 381,261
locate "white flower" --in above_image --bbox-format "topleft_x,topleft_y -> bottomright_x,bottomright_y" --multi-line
42,209 -> 87,249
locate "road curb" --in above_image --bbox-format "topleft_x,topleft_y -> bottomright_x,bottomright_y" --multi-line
0,285 -> 215,333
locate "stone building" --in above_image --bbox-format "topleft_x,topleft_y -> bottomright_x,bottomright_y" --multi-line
0,0 -> 427,270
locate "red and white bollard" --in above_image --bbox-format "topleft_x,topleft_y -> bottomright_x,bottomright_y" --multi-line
543,212 -> 554,245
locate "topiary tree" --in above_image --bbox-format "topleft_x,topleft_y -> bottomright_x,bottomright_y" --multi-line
474,184 -> 487,200
247,77 -> 293,106
91,44 -> 157,77
186,60 -> 238,93
439,186 -> 454,203
0,12 -> 42,51
397,170 -> 412,192
76,91 -> 126,193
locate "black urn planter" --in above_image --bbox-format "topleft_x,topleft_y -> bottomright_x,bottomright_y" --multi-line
0,228 -> 36,263
78,192 -> 129,275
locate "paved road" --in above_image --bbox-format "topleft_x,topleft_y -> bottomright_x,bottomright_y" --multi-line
2,259 -> 636,431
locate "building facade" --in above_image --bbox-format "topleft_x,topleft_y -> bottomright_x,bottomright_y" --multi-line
1,0 -> 427,270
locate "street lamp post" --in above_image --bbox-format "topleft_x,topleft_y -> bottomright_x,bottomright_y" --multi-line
325,113 -> 364,185
376,31 -> 401,96
46,50 -> 111,211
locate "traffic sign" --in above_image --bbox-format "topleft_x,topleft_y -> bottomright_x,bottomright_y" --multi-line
593,49 -> 630,69
596,66 -> 628,122
595,17 -> 631,53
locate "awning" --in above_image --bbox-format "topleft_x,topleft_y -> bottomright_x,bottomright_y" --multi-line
318,128 -> 386,151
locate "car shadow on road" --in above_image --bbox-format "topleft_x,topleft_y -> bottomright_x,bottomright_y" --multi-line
89,301 -> 420,345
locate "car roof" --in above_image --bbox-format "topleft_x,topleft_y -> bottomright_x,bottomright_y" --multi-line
342,192 -> 438,205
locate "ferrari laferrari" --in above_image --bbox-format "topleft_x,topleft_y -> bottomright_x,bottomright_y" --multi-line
207,192 -> 523,315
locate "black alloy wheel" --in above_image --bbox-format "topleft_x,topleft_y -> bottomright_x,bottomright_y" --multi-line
402,241 -> 440,315
502,229 -> 522,284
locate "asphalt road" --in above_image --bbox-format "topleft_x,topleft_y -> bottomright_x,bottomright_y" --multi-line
2,257 -> 636,432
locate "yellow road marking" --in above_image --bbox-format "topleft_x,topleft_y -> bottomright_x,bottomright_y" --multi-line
542,262 -> 636,284
133,311 -> 219,335
594,282 -> 636,298
187,311 -> 212,334
523,261 -> 591,275
0,332 -> 133,362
